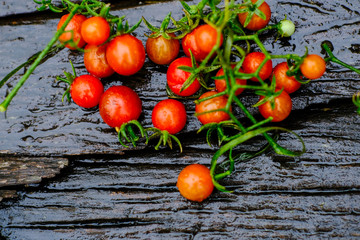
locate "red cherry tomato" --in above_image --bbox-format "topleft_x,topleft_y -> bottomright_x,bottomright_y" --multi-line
215,66 -> 247,96
242,52 -> 273,82
181,26 -> 208,62
106,34 -> 146,76
195,91 -> 231,125
258,90 -> 292,122
300,54 -> 326,80
84,44 -> 115,78
152,99 -> 187,134
99,86 -> 142,128
176,164 -> 214,202
70,75 -> 104,108
238,0 -> 271,31
81,16 -> 110,46
57,14 -> 87,50
194,24 -> 223,56
272,62 -> 301,94
167,57 -> 201,97
146,33 -> 180,65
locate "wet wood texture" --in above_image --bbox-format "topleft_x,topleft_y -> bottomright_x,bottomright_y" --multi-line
1,0 -> 360,239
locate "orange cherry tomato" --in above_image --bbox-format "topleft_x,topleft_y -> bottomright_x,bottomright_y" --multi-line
177,164 -> 214,202
70,75 -> 104,108
81,16 -> 111,46
181,26 -> 209,62
272,62 -> 301,94
215,66 -> 247,96
195,91 -> 231,125
146,33 -> 180,65
151,99 -> 187,135
300,54 -> 326,80
106,34 -> 146,76
84,44 -> 115,78
57,14 -> 87,50
258,90 -> 292,122
194,24 -> 223,56
242,52 -> 273,82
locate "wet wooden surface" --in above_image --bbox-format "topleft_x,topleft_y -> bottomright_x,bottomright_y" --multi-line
1,0 -> 360,239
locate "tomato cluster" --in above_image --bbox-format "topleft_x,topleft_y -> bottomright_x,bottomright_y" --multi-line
55,0 -> 327,203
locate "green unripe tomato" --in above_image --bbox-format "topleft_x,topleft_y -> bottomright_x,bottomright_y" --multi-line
279,19 -> 296,37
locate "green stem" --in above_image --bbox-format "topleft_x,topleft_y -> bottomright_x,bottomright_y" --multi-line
322,43 -> 360,74
0,4 -> 81,112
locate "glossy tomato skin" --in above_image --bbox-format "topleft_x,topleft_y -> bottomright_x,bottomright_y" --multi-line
84,44 -> 115,78
272,62 -> 301,94
167,57 -> 201,97
146,33 -> 180,65
70,75 -> 104,108
99,86 -> 142,128
194,24 -> 223,56
242,52 -> 272,82
238,0 -> 271,31
81,16 -> 110,46
176,164 -> 214,202
195,91 -> 231,125
152,99 -> 187,134
57,14 -> 87,50
258,90 -> 292,122
181,27 -> 208,62
215,66 -> 247,96
300,54 -> 326,80
106,34 -> 146,76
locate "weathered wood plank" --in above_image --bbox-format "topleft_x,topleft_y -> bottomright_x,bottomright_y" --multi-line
0,156 -> 68,187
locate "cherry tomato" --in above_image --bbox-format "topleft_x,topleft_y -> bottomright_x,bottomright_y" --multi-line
195,91 -> 231,125
238,0 -> 271,31
99,86 -> 142,128
167,57 -> 201,97
176,164 -> 214,202
146,33 -> 180,65
272,62 -> 301,94
81,16 -> 111,46
300,54 -> 326,80
70,75 -> 104,108
181,26 -> 208,62
242,52 -> 273,82
84,44 -> 115,78
152,99 -> 187,134
106,34 -> 146,76
194,24 -> 223,56
258,90 -> 292,122
57,14 -> 87,50
215,66 -> 247,96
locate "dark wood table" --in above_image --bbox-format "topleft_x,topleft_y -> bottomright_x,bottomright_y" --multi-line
1,0 -> 360,239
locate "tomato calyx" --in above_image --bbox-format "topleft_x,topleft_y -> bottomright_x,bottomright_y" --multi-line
56,60 -> 78,102
172,52 -> 219,97
143,13 -> 179,40
115,120 -> 148,148
253,75 -> 281,110
145,127 -> 183,152
238,0 -> 268,29
197,120 -> 242,147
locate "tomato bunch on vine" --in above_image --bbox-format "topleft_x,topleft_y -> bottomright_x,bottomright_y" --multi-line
1,0 -> 360,202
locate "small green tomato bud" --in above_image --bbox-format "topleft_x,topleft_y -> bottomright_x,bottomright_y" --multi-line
279,19 -> 296,37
